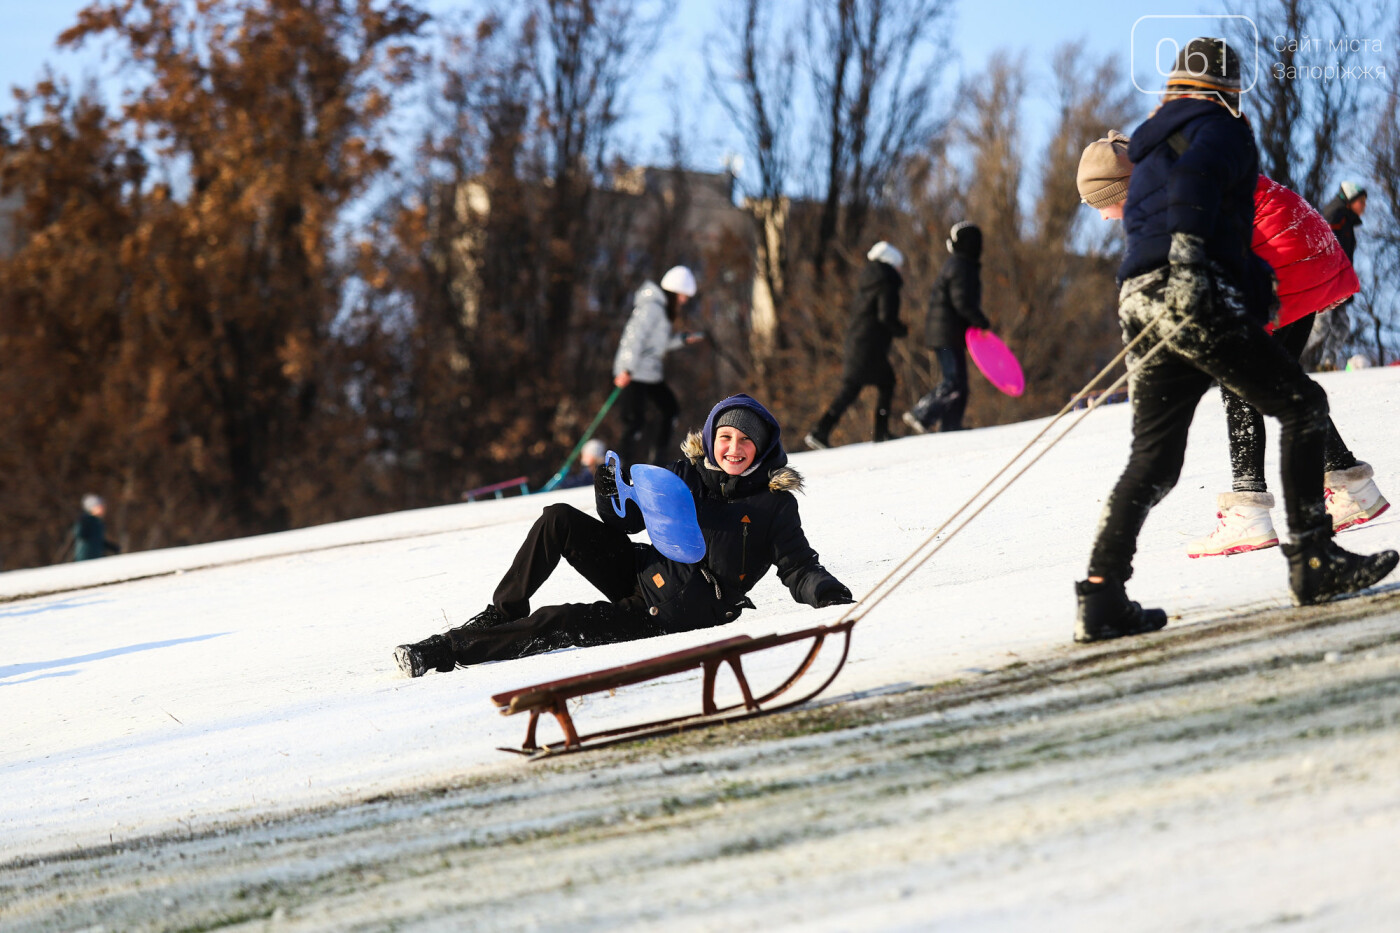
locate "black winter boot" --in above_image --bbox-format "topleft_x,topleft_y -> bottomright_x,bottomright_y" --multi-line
444,604 -> 513,655
394,634 -> 455,678
873,407 -> 892,443
1281,532 -> 1399,606
1074,579 -> 1168,644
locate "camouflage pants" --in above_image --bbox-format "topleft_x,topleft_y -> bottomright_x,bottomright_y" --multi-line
1087,267 -> 1331,582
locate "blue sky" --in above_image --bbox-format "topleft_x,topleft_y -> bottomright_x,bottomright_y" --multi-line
0,0 -> 1360,179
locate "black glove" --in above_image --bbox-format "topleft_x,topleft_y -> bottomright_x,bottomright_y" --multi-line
1165,232 -> 1210,317
816,584 -> 855,608
593,460 -> 618,500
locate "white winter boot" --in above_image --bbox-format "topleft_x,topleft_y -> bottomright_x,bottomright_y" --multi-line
1187,491 -> 1280,558
1325,461 -> 1390,532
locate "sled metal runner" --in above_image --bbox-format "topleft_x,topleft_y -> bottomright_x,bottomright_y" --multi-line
491,619 -> 856,759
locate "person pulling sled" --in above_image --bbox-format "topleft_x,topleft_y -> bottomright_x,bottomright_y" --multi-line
1075,131 -> 1388,562
1073,38 -> 1398,644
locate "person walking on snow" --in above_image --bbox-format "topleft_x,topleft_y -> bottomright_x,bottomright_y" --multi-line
1304,181 -> 1369,370
903,221 -> 991,434
612,265 -> 705,466
395,394 -> 853,677
1071,38 -> 1397,644
1321,180 -> 1367,264
1075,132 -> 1389,561
72,494 -> 120,562
805,242 -> 907,449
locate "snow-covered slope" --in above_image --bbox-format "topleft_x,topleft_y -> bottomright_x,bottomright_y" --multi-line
4,368 -> 1399,861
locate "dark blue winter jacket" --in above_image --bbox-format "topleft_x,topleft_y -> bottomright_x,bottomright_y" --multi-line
597,394 -> 846,631
1118,98 -> 1259,286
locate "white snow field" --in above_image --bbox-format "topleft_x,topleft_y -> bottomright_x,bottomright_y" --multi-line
4,368 -> 1400,928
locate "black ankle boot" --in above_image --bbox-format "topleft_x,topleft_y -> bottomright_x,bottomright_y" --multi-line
873,409 -> 891,443
1281,533 -> 1399,606
394,633 -> 456,678
1074,579 -> 1168,643
444,604 -> 513,655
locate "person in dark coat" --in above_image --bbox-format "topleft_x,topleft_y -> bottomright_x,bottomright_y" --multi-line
72,494 -> 120,562
1074,37 -> 1397,644
395,394 -> 853,677
904,221 -> 991,433
805,242 -> 907,449
1321,180 -> 1366,263
1076,134 -> 1387,559
1304,181 -> 1368,370
559,438 -> 608,489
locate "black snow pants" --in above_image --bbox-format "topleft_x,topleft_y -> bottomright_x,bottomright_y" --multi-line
911,346 -> 970,431
1222,313 -> 1358,492
618,380 -> 680,466
814,359 -> 895,443
1087,269 -> 1332,583
449,504 -> 659,665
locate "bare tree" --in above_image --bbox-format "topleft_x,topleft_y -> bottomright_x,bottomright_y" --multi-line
1351,17 -> 1400,365
528,0 -> 669,363
1234,0 -> 1375,204
705,0 -> 796,357
805,0 -> 950,278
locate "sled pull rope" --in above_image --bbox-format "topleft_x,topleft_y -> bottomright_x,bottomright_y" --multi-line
839,308 -> 1186,625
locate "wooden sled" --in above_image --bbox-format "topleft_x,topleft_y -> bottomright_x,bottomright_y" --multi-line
490,618 -> 856,759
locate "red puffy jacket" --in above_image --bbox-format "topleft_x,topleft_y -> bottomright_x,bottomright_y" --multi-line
1253,174 -> 1360,331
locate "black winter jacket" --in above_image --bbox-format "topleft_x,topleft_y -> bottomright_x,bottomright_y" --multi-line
841,259 -> 907,382
924,250 -> 989,349
1119,98 -> 1258,286
595,400 -> 845,632
1320,195 -> 1363,263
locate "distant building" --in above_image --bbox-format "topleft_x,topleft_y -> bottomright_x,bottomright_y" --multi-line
446,165 -> 754,332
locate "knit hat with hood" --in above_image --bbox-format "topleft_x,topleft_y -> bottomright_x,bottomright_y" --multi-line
701,394 -> 784,479
1077,130 -> 1133,208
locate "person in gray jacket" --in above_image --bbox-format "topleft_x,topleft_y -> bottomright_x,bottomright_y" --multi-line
613,265 -> 704,465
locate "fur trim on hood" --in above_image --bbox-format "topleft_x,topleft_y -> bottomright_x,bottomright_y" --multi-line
681,431 -> 803,493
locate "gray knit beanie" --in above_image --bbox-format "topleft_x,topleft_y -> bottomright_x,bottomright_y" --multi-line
715,406 -> 771,452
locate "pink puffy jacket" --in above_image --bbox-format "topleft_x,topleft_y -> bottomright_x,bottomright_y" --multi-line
1252,175 -> 1360,331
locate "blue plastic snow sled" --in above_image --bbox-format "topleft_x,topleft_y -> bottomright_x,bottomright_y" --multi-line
606,450 -> 706,564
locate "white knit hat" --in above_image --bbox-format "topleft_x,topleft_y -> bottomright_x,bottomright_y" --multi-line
659,265 -> 698,297
866,241 -> 904,269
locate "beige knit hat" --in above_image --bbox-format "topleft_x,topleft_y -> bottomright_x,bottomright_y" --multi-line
1076,130 -> 1133,208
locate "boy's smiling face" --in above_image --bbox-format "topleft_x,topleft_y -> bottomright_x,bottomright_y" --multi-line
714,426 -> 757,475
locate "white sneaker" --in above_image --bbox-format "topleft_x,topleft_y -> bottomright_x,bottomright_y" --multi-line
901,411 -> 927,435
1325,462 -> 1390,532
1187,491 -> 1279,558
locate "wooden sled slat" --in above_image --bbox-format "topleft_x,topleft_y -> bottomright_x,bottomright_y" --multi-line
491,619 -> 856,759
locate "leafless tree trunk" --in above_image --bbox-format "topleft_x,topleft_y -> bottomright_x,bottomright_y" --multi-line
1234,0 -> 1374,205
529,0 -> 668,363
805,0 -> 949,279
705,0 -> 796,358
